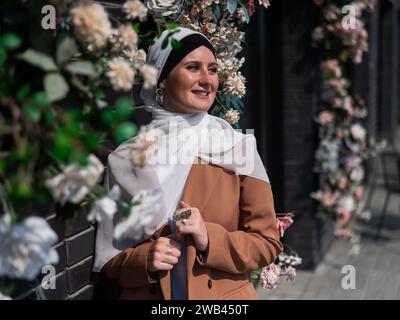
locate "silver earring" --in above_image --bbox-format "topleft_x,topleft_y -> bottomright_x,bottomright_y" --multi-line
156,88 -> 164,105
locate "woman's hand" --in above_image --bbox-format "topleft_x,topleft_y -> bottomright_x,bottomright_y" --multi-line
147,235 -> 181,272
175,201 -> 209,252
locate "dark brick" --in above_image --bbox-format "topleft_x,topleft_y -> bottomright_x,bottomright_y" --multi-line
65,226 -> 95,266
65,205 -> 93,237
66,284 -> 94,300
53,242 -> 67,274
46,213 -> 66,243
40,271 -> 68,300
66,256 -> 93,294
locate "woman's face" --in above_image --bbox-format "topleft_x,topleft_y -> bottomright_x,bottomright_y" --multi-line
160,46 -> 219,114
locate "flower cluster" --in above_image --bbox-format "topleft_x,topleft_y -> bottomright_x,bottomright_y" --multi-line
252,212 -> 302,290
45,154 -> 104,205
0,213 -> 59,281
311,1 -> 377,240
70,1 -> 157,92
312,0 -> 376,64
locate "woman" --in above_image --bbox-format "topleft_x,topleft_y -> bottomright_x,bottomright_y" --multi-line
93,27 -> 283,300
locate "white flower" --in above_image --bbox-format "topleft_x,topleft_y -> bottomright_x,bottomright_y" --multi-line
312,26 -> 325,41
123,48 -> 147,65
139,64 -> 158,89
337,196 -> 355,213
107,58 -> 135,92
45,154 -> 104,205
130,126 -> 162,167
348,243 -> 361,256
111,24 -> 138,51
124,0 -> 148,22
0,291 -> 11,300
224,72 -> 246,98
87,185 -> 121,223
0,215 -> 58,280
114,188 -> 163,241
146,0 -> 182,20
259,0 -> 271,9
358,210 -> 371,221
351,123 -> 366,141
350,166 -> 364,182
71,3 -> 112,51
223,109 -> 240,125
278,252 -> 302,266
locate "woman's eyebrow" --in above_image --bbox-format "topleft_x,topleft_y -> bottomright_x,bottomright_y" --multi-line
183,60 -> 218,66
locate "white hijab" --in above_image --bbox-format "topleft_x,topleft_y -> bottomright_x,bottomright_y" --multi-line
93,28 -> 270,272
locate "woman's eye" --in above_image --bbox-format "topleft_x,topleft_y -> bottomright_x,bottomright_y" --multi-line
187,65 -> 199,71
209,67 -> 218,74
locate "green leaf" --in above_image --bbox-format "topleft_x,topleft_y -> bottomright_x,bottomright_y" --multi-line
114,122 -> 137,144
133,23 -> 140,33
56,35 -> 79,65
161,37 -> 169,49
17,49 -> 58,72
64,61 -> 97,77
101,108 -> 114,125
115,96 -> 133,120
17,84 -> 31,100
82,133 -> 103,150
227,0 -> 238,14
167,23 -> 179,30
31,91 -> 49,108
23,104 -> 41,123
44,73 -> 69,102
241,4 -> 250,23
213,4 -> 221,20
0,159 -> 6,174
0,47 -> 7,65
1,33 -> 22,50
44,110 -> 55,125
171,38 -> 181,50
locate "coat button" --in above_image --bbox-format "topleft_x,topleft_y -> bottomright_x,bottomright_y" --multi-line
149,284 -> 157,295
208,279 -> 212,289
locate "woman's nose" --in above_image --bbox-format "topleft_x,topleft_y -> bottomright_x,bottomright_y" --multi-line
198,68 -> 213,86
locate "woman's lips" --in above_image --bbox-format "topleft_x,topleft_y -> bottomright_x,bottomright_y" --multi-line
192,90 -> 210,99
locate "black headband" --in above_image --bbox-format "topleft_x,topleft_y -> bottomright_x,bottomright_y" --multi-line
158,33 -> 216,85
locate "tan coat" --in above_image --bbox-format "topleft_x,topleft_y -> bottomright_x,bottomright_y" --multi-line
102,159 -> 283,300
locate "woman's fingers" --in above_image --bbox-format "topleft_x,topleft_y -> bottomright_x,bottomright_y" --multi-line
179,200 -> 191,208
153,261 -> 174,271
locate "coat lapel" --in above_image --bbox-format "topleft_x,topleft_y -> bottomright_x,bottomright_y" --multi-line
181,162 -> 223,300
158,161 -> 223,300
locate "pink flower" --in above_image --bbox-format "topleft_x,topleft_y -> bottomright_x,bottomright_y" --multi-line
354,186 -> 364,201
318,111 -> 334,124
260,264 -> 281,290
351,124 -> 366,141
276,213 -> 294,237
335,228 -> 352,239
353,47 -> 363,64
313,0 -> 324,6
345,155 -> 361,170
343,97 -> 355,116
337,176 -> 348,190
321,191 -> 338,207
285,266 -> 296,281
322,59 -> 342,78
339,209 -> 352,226
329,79 -> 346,95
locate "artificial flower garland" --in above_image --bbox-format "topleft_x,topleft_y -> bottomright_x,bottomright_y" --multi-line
311,0 -> 378,243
